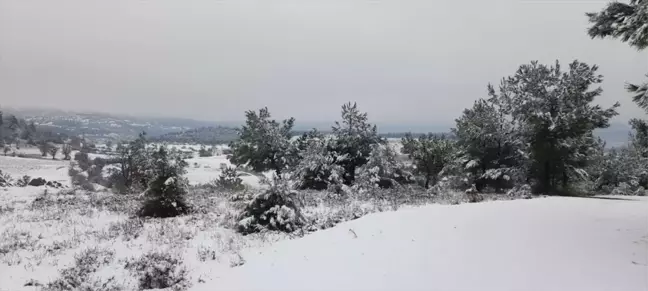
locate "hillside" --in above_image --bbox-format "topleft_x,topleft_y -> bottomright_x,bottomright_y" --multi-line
151,126 -> 240,144
3,107 -> 226,141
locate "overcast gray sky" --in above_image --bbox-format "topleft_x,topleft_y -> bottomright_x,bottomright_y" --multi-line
0,0 -> 646,125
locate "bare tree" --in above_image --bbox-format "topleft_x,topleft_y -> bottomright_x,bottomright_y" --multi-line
49,145 -> 59,160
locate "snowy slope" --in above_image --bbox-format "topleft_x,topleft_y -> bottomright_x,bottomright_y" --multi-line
195,197 -> 648,291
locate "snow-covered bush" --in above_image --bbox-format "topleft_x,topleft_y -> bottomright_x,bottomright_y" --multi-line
0,170 -> 13,187
237,177 -> 305,234
15,175 -> 31,187
356,143 -> 413,189
74,152 -> 91,171
138,146 -> 190,218
45,247 -> 116,291
588,146 -> 648,195
68,159 -> 105,191
214,167 -> 245,191
291,135 -> 345,191
125,251 -> 189,291
506,184 -> 533,199
198,146 -> 213,157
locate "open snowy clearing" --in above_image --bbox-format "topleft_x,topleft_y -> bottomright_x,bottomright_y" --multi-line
196,196 -> 648,291
0,148 -> 265,189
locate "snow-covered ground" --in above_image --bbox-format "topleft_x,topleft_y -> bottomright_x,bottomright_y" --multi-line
1,143 -> 264,189
196,196 -> 648,291
2,146 -> 646,291
0,156 -> 69,186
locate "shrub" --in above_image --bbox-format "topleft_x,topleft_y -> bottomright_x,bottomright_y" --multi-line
45,247 -> 115,291
75,152 -> 91,171
198,146 -> 213,157
16,175 -> 31,187
2,146 -> 10,156
237,177 -> 305,234
125,251 -> 189,291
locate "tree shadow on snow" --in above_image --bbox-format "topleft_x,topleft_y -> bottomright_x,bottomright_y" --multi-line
569,196 -> 643,202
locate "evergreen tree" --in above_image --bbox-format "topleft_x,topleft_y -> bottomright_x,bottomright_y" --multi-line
452,95 -> 523,190
401,133 -> 456,189
114,132 -> 150,191
587,0 -> 648,149
292,134 -> 345,191
586,0 -> 648,50
491,60 -> 619,194
331,102 -> 383,185
229,107 -> 295,176
138,146 -> 190,218
356,143 -> 413,188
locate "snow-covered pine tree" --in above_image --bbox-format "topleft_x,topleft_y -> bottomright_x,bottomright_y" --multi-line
291,132 -> 346,191
237,176 -> 304,234
331,102 -> 383,185
229,107 -> 295,176
356,143 -> 413,189
586,0 -> 648,50
587,0 -> 648,149
138,145 -> 190,218
401,133 -> 456,189
452,95 -> 523,191
491,60 -> 619,194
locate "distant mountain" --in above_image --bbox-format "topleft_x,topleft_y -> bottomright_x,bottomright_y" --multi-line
3,107 -> 225,141
150,126 -> 239,144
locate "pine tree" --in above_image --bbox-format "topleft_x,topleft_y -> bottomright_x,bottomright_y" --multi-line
292,134 -> 345,190
229,107 -> 295,176
491,60 -> 619,194
586,0 -> 648,50
587,0 -> 648,146
356,143 -> 413,188
452,94 -> 523,190
331,102 -> 383,185
138,146 -> 190,218
114,132 -> 150,191
401,133 -> 456,189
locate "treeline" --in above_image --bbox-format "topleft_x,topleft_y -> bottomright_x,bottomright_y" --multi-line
228,58 -> 624,196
